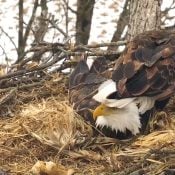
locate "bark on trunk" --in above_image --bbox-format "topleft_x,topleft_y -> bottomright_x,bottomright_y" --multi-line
33,0 -> 48,43
75,0 -> 95,45
18,0 -> 24,61
127,0 -> 162,40
32,0 -> 48,62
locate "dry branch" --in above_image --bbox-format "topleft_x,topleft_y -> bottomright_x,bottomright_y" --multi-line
0,40 -> 126,82
0,39 -> 126,117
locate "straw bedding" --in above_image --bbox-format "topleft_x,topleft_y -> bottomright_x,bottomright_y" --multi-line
0,74 -> 175,175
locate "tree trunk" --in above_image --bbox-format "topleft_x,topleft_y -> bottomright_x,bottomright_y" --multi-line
33,0 -> 48,43
17,0 -> 39,63
127,0 -> 162,40
32,0 -> 48,62
75,0 -> 95,45
18,0 -> 24,61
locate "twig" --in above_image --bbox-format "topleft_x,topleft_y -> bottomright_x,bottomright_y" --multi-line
0,88 -> 17,106
46,17 -> 68,37
27,44 -> 123,56
67,5 -> 77,14
0,27 -> 18,54
21,43 -> 123,64
0,40 -> 125,82
18,81 -> 45,90
82,40 -> 127,49
30,40 -> 127,50
0,52 -> 63,80
0,44 -> 9,65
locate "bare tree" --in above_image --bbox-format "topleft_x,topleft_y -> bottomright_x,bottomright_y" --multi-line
127,0 -> 162,39
75,0 -> 95,45
17,0 -> 39,63
32,0 -> 49,62
33,0 -> 48,43
18,0 -> 24,61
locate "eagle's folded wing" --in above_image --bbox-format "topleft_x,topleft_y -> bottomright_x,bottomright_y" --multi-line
69,30 -> 175,139
112,30 -> 175,100
69,57 -> 110,122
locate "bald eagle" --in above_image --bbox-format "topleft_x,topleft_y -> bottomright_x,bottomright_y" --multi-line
69,30 -> 175,139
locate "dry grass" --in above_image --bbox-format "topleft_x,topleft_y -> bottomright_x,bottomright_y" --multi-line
0,75 -> 175,175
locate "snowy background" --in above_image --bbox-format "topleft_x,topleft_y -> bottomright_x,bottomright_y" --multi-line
0,0 -> 174,64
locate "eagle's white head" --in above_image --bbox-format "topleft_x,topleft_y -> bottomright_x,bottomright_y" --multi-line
92,79 -> 155,135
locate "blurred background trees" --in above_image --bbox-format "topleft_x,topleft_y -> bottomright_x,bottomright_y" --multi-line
0,0 -> 174,68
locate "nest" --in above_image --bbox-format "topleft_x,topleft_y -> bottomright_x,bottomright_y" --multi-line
20,97 -> 93,150
0,96 -> 92,174
0,74 -> 175,175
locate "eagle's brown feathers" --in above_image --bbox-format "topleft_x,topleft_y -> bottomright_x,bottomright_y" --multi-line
69,57 -> 109,123
112,30 -> 175,100
69,30 -> 175,138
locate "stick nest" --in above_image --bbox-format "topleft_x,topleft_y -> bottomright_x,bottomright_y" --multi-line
0,74 -> 175,175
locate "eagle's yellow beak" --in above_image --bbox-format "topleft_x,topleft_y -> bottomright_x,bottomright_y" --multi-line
93,104 -> 107,120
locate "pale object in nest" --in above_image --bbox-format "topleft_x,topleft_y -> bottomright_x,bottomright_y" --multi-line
30,161 -> 75,175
